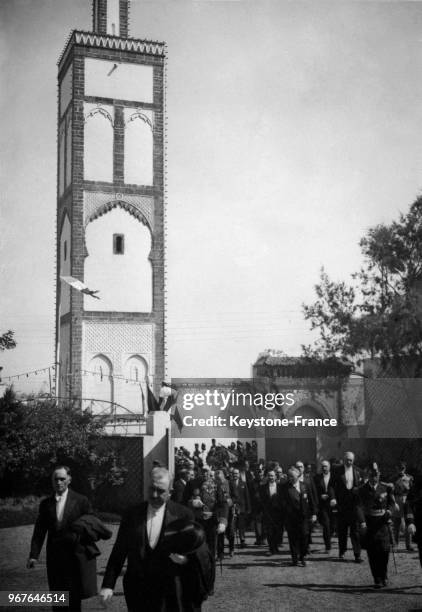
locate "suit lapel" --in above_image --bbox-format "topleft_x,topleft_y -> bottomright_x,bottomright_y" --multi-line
61,489 -> 76,526
289,484 -> 300,504
48,495 -> 57,524
164,501 -> 179,530
138,503 -> 148,555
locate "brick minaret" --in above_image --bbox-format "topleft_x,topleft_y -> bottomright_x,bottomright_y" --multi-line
56,0 -> 166,414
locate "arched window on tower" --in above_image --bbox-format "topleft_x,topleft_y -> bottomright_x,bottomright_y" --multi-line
124,109 -> 153,185
84,104 -> 113,182
122,355 -> 147,415
85,354 -> 114,415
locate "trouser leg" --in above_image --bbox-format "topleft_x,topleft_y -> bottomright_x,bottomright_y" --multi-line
320,510 -> 331,550
380,550 -> 389,580
237,513 -> 246,543
350,519 -> 361,558
337,515 -> 348,555
254,512 -> 264,544
279,522 -> 284,546
417,541 -> 422,567
267,520 -> 280,553
287,528 -> 299,563
300,521 -> 310,561
367,544 -> 378,581
217,532 -> 225,558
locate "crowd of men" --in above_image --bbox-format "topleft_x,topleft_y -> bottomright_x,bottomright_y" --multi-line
173,443 -> 422,590
26,446 -> 422,611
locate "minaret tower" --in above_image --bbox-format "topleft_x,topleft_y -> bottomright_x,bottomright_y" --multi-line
56,0 -> 166,415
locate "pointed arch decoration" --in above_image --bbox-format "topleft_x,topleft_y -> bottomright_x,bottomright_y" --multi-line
125,110 -> 153,131
84,105 -> 114,126
85,199 -> 152,231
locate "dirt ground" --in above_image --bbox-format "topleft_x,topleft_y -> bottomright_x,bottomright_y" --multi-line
1,524 -> 422,612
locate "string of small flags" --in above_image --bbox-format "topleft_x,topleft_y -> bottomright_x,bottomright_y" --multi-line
2,366 -> 156,391
69,369 -> 147,387
2,365 -> 56,382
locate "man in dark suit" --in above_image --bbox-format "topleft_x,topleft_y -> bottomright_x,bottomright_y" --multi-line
357,466 -> 395,588
27,466 -> 95,611
259,470 -> 283,555
333,451 -> 363,562
314,460 -> 337,552
280,467 -> 317,566
100,467 -> 212,611
230,467 -> 251,548
295,460 -> 318,554
172,468 -> 191,504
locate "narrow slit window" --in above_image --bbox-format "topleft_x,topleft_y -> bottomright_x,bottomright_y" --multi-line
64,240 -> 67,261
113,234 -> 125,255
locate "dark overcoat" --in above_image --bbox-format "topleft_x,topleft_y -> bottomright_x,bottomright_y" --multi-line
102,500 -> 213,611
29,489 -> 97,599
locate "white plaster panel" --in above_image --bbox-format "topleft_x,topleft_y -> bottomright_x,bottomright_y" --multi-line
59,215 -> 71,315
124,108 -> 153,186
58,321 -> 70,396
83,321 -> 154,375
65,115 -> 72,188
84,102 -> 114,182
83,191 -> 154,229
60,64 -> 73,117
59,123 -> 65,196
84,207 -> 152,312
106,0 -> 120,35
84,58 -> 153,103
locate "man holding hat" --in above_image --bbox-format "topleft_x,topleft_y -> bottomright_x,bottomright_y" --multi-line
357,465 -> 395,588
100,467 -> 213,611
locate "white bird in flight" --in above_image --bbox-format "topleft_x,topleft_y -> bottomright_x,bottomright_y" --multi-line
60,276 -> 100,299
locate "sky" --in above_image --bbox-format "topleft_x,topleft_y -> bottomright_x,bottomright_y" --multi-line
1,0 -> 422,394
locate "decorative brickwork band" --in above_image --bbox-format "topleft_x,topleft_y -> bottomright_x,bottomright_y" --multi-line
86,199 -> 152,229
58,31 -> 165,69
83,191 -> 154,229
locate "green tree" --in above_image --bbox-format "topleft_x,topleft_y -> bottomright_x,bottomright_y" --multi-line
303,196 -> 422,376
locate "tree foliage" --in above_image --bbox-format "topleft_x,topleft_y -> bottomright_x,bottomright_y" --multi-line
0,389 -> 127,496
0,330 -> 16,352
303,196 -> 422,375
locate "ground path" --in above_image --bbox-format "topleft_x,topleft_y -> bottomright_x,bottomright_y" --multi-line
1,525 -> 422,612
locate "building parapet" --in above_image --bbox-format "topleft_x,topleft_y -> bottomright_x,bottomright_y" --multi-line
58,30 -> 166,71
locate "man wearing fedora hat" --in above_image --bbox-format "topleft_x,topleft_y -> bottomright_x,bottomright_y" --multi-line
100,467 -> 213,611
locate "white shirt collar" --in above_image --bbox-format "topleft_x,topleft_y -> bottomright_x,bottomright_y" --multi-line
147,503 -> 166,549
55,488 -> 69,503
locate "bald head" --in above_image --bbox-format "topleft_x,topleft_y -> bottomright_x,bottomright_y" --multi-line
344,452 -> 354,467
321,460 -> 330,474
148,467 -> 171,508
287,467 -> 300,484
